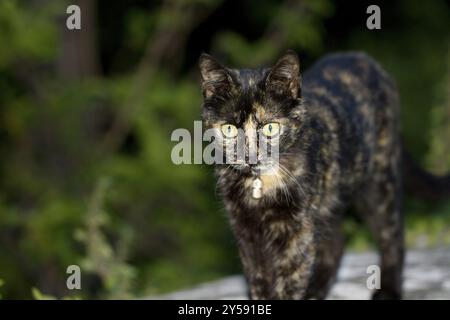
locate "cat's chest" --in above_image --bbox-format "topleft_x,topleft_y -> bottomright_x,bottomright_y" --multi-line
243,174 -> 283,200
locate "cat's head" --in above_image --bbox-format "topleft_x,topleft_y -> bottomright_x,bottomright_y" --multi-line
199,50 -> 306,179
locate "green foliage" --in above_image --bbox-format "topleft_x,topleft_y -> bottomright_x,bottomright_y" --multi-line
0,0 -> 57,66
31,287 -> 81,300
0,279 -> 4,299
0,0 -> 448,299
74,178 -> 136,299
427,48 -> 450,174
31,287 -> 57,300
214,0 -> 333,66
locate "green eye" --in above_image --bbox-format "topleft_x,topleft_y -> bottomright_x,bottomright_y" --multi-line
262,122 -> 280,137
221,124 -> 238,138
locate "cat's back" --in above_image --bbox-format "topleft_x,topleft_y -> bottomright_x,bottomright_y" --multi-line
301,52 -> 401,181
302,51 -> 396,93
301,51 -> 399,129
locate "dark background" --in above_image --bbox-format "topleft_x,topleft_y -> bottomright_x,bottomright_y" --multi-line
0,0 -> 449,299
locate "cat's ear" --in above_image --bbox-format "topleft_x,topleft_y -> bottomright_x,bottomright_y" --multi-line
266,50 -> 301,99
199,53 -> 236,99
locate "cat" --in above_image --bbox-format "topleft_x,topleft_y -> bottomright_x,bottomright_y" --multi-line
199,50 -> 450,299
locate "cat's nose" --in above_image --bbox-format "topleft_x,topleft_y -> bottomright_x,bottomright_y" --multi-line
245,151 -> 258,164
245,134 -> 258,164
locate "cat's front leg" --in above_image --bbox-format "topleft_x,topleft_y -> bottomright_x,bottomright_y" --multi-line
237,220 -> 316,300
236,239 -> 270,299
268,228 -> 316,299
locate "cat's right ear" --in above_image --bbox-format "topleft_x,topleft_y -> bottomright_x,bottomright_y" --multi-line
199,53 -> 235,99
266,50 -> 301,99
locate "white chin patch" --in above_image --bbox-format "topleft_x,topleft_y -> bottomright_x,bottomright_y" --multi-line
252,177 -> 262,199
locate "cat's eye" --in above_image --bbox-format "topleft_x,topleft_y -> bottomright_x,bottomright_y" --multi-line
262,122 -> 280,137
221,124 -> 238,138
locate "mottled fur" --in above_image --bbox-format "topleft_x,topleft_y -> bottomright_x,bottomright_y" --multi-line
200,51 -> 405,299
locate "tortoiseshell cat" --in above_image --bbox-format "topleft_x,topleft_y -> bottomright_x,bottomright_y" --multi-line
199,50 -> 450,299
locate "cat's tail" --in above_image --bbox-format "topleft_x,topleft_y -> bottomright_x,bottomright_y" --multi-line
403,148 -> 450,201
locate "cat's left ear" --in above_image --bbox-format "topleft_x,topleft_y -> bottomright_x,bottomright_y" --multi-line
266,50 -> 301,99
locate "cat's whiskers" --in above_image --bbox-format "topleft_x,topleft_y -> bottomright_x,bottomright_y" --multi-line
276,172 -> 292,204
277,163 -> 306,197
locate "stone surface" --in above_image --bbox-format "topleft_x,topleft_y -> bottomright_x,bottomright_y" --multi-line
151,247 -> 450,300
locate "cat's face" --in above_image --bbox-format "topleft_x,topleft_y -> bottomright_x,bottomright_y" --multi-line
199,51 -> 306,178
